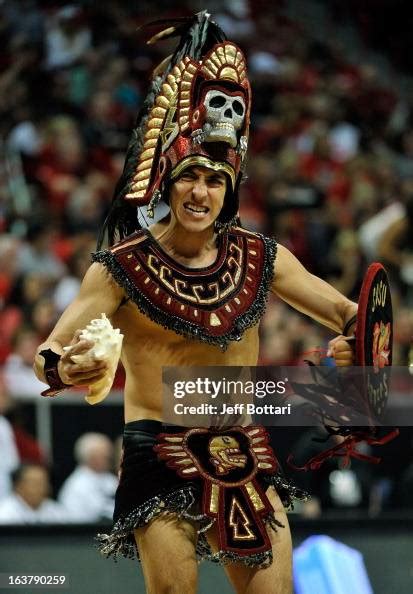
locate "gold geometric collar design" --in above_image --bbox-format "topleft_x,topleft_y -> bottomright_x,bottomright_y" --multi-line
93,227 -> 277,349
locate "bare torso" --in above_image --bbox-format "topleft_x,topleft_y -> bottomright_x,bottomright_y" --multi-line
112,302 -> 259,422
35,221 -> 356,416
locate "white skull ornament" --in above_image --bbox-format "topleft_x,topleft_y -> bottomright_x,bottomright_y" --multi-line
201,90 -> 246,148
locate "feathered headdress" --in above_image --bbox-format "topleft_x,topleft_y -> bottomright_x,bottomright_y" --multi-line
98,11 -> 251,248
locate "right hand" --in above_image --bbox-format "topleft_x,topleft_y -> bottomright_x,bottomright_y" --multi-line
58,330 -> 109,386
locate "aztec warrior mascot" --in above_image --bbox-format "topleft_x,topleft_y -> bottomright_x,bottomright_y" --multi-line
35,12 -> 375,594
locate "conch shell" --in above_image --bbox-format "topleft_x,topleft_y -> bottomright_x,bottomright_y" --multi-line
66,314 -> 123,405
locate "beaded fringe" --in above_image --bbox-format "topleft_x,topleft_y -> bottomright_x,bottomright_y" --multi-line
97,477 -> 306,567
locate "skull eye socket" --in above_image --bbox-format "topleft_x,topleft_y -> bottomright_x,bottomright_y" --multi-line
233,100 -> 244,116
209,95 -> 226,108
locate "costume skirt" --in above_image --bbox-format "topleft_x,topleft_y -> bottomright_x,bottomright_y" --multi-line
97,420 -> 305,566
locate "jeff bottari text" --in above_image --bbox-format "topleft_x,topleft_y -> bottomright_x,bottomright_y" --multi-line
173,403 -> 291,415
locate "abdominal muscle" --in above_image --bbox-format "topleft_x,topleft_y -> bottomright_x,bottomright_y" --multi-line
111,302 -> 260,422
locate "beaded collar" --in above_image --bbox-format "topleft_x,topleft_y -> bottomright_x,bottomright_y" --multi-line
93,227 -> 277,349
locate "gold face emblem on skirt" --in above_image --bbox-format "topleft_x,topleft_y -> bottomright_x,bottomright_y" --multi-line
155,426 -> 279,559
208,435 -> 248,475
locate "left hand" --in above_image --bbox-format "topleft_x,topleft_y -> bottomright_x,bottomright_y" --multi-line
327,335 -> 355,367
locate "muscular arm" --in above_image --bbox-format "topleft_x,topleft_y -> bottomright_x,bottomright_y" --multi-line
272,244 -> 357,334
34,262 -> 125,384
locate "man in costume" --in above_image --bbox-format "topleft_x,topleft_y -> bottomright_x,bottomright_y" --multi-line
34,13 -> 356,594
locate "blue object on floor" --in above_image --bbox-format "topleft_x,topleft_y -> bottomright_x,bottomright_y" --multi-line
293,535 -> 374,594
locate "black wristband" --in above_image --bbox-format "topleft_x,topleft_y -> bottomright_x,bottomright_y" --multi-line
343,314 -> 357,337
39,348 -> 72,397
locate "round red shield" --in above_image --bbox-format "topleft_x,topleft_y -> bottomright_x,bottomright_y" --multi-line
355,263 -> 393,420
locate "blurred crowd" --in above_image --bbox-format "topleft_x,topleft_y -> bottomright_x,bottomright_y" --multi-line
0,0 -> 413,522
0,425 -> 119,524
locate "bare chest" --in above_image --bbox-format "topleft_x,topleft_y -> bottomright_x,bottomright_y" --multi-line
112,302 -> 260,369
